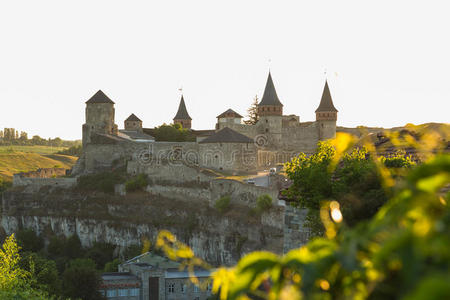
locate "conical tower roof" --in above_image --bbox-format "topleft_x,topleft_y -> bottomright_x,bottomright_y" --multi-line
86,90 -> 115,104
173,95 -> 192,120
315,81 -> 338,112
258,72 -> 283,107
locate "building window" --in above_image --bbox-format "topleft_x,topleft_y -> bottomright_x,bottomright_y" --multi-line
106,289 -> 117,297
265,119 -> 268,123
168,283 -> 175,293
118,289 -> 128,297
194,285 -> 200,293
207,283 -> 213,291
181,284 -> 187,293
265,128 -> 269,133
130,288 -> 139,296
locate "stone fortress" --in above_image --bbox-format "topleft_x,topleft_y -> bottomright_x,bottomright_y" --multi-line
3,71 -> 340,272
74,72 -> 338,175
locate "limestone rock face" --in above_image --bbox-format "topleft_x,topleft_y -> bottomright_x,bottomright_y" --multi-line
1,188 -> 310,266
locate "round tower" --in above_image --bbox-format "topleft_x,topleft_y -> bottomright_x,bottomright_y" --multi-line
82,90 -> 118,146
173,95 -> 192,129
315,81 -> 338,140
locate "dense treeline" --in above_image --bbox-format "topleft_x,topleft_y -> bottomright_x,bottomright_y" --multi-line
0,128 -> 80,147
0,229 -> 142,299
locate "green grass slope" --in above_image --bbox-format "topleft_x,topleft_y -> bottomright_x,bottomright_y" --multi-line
0,146 -> 78,181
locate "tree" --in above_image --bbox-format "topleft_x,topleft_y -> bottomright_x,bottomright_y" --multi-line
284,141 -> 415,235
152,124 -> 196,142
243,95 -> 259,125
62,258 -> 103,300
64,234 -> 83,260
19,252 -> 61,296
16,229 -> 44,253
85,242 -> 115,270
0,234 -> 29,290
0,234 -> 49,299
156,155 -> 450,300
19,131 -> 28,141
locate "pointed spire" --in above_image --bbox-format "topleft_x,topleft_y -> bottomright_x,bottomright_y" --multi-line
85,90 -> 115,104
315,81 -> 338,112
173,95 -> 192,120
258,72 -> 283,107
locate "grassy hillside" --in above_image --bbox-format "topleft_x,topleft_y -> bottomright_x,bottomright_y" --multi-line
354,122 -> 449,154
0,146 -> 78,181
0,145 -> 68,154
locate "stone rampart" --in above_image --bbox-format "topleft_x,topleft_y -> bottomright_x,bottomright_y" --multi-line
12,176 -> 77,190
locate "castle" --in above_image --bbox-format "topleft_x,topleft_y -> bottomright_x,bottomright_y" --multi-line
75,72 -> 338,174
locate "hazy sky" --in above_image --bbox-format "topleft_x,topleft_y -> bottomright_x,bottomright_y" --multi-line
0,0 -> 448,140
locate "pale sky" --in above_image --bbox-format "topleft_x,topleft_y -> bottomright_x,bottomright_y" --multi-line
0,0 -> 448,140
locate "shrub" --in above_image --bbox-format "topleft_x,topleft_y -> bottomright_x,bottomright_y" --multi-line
256,194 -> 273,212
77,170 -> 126,194
104,258 -> 121,272
56,144 -> 83,157
381,150 -> 416,168
215,196 -> 231,214
125,174 -> 148,192
0,178 -> 11,194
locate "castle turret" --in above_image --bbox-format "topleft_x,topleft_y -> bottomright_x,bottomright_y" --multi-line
124,113 -> 143,132
173,95 -> 192,129
216,109 -> 243,130
257,72 -> 283,116
316,81 -> 338,140
257,72 -> 283,146
82,90 -> 118,146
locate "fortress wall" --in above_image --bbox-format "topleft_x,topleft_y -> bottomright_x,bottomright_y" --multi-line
281,123 -> 319,151
145,184 -> 211,203
84,142 -> 138,173
217,123 -> 258,139
199,143 -> 257,172
210,179 -> 279,208
283,205 -> 310,251
12,176 -> 77,190
129,160 -> 215,184
18,168 -> 67,178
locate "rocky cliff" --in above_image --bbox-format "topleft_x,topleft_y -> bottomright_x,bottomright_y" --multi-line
1,187 -> 290,266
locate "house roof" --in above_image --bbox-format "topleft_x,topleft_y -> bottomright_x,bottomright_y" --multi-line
173,95 -> 192,120
315,81 -> 338,112
125,113 -> 142,122
258,72 -> 283,107
86,90 -> 115,104
119,130 -> 154,141
217,109 -> 243,119
199,127 -> 253,144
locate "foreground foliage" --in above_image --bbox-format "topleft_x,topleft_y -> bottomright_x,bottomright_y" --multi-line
156,150 -> 449,299
0,234 -> 51,299
284,141 -> 415,235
